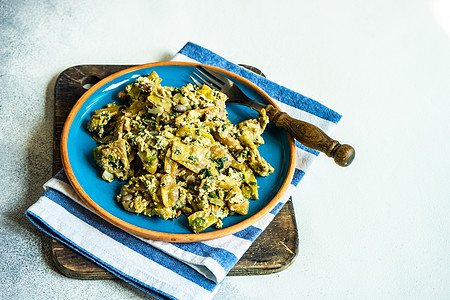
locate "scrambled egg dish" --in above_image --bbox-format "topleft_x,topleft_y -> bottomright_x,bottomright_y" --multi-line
87,71 -> 273,233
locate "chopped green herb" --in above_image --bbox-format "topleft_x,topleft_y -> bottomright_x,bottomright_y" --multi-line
111,158 -> 124,169
199,168 -> 212,178
213,157 -> 228,171
208,192 -> 218,199
187,155 -> 198,162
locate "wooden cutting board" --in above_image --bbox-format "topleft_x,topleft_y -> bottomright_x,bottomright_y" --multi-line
51,64 -> 299,278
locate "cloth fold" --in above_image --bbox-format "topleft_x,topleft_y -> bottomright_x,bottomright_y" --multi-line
26,42 -> 342,300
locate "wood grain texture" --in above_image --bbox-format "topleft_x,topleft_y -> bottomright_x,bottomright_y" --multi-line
52,64 -> 299,278
265,105 -> 355,166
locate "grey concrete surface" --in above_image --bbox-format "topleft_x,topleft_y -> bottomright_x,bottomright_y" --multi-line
0,1 -> 149,299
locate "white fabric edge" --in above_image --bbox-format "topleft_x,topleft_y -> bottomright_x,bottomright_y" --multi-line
171,53 -> 199,63
273,100 -> 337,133
295,148 -> 317,172
44,178 -> 84,205
142,240 -> 227,284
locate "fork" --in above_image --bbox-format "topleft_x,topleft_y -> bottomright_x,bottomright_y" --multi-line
191,65 -> 355,167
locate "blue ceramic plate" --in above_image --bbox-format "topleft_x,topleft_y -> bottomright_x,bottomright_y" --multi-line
61,62 -> 295,242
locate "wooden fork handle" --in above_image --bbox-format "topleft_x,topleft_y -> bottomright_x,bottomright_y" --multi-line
265,105 -> 355,167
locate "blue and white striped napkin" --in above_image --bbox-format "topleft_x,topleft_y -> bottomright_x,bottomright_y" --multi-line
26,42 -> 342,300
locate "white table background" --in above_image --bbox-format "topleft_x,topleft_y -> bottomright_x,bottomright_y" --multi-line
1,0 -> 449,299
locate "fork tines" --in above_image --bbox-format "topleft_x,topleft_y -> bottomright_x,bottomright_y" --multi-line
190,75 -> 204,88
191,66 -> 232,91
